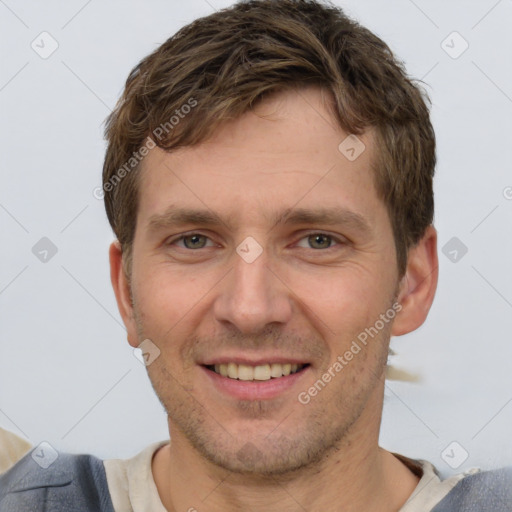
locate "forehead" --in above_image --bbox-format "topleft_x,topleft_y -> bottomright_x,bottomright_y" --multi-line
136,86 -> 382,227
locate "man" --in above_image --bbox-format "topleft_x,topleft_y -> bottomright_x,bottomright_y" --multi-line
1,0 -> 511,510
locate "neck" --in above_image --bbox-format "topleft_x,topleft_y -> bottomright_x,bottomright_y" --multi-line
152,385 -> 420,512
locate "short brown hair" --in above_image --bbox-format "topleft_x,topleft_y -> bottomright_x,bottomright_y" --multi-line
102,0 -> 435,277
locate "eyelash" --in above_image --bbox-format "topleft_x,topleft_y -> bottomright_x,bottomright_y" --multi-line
167,232 -> 346,251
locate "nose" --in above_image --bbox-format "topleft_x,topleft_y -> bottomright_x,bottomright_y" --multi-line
212,248 -> 293,335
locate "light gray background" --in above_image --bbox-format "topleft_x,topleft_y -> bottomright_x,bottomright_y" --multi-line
1,0 -> 511,479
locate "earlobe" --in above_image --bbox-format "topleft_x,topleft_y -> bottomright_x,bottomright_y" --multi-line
109,241 -> 140,348
391,226 -> 438,337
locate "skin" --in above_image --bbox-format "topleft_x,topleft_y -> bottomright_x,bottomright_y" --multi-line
110,85 -> 438,511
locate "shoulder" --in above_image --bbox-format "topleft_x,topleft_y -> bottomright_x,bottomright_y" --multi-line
0,446 -> 115,512
0,427 -> 31,474
393,453 -> 512,512
432,466 -> 512,511
103,441 -> 169,512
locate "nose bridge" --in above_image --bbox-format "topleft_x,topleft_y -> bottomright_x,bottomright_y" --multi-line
213,245 -> 292,333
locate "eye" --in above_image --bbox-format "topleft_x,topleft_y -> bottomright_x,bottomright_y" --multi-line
296,233 -> 343,250
171,233 -> 215,249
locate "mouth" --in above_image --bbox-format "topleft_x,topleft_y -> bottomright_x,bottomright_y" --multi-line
204,362 -> 309,381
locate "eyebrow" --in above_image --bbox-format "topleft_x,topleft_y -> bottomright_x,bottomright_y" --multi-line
147,207 -> 228,233
274,207 -> 372,234
146,206 -> 372,235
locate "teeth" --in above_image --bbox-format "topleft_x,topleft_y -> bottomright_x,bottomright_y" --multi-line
213,363 -> 305,381
227,363 -> 238,379
270,363 -> 283,378
238,364 -> 254,381
254,364 -> 271,380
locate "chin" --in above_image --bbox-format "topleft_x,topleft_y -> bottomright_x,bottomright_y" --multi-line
197,435 -> 323,476
173,409 -> 354,477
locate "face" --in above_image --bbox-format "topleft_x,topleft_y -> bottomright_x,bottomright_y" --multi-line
121,86 -> 404,475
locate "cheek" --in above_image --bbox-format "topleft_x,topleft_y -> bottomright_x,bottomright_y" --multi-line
132,267 -> 185,337
131,263 -> 216,365
290,265 -> 388,322
288,266 -> 396,368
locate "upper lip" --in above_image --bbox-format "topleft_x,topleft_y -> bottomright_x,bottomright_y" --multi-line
200,355 -> 310,366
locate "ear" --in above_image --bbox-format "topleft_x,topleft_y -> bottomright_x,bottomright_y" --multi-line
109,240 -> 140,348
392,226 -> 438,336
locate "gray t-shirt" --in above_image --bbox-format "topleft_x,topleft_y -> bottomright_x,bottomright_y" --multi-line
104,443 -> 475,512
2,430 -> 511,511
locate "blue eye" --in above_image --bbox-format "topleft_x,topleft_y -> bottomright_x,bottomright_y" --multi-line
296,233 -> 340,250
173,234 -> 214,249
168,232 -> 344,251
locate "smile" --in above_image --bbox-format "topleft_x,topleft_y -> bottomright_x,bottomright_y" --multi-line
205,363 -> 308,381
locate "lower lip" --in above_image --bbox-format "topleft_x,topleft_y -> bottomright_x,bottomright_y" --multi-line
201,365 -> 310,401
